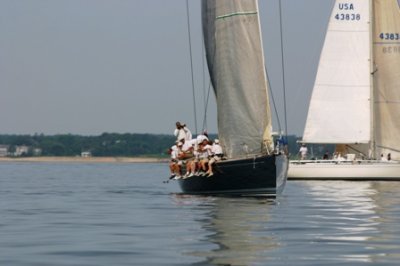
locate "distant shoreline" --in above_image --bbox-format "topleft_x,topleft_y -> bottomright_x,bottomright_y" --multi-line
0,156 -> 169,163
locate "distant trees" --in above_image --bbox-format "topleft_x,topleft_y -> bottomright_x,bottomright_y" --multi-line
0,133 -> 333,159
0,133 -> 175,157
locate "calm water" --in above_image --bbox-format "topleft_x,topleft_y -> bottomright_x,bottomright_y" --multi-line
1,162 -> 400,266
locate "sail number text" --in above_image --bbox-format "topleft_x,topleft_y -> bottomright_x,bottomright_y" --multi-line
381,46 -> 400,54
334,13 -> 361,21
379,33 -> 400,41
334,3 -> 360,21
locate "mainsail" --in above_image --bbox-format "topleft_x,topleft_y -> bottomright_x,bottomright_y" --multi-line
302,0 -> 400,160
302,0 -> 372,144
373,0 -> 400,160
202,0 -> 273,159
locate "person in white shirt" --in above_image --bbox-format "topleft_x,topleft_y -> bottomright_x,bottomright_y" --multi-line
168,144 -> 179,179
299,144 -> 308,160
174,121 -> 192,141
174,122 -> 186,142
198,139 -> 212,175
180,139 -> 197,178
174,142 -> 185,178
182,123 -> 192,140
205,139 -> 223,177
196,131 -> 209,144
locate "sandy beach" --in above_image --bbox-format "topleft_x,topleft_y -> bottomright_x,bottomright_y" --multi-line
0,156 -> 168,163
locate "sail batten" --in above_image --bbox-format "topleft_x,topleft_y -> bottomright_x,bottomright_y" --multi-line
216,11 -> 257,20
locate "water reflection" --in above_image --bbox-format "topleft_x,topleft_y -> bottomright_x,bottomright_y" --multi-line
299,181 -> 400,264
172,195 -> 278,266
368,182 -> 400,262
172,181 -> 400,265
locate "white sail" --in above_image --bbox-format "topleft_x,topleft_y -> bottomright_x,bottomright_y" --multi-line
289,0 -> 400,181
302,0 -> 371,144
202,0 -> 273,159
373,0 -> 400,160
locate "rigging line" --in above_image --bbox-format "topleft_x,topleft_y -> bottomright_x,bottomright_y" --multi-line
201,40 -> 216,133
202,81 -> 213,132
202,3 -> 219,134
201,20 -> 208,131
345,144 -> 368,157
186,0 -> 198,135
376,145 -> 400,153
278,0 -> 288,138
265,66 -> 282,134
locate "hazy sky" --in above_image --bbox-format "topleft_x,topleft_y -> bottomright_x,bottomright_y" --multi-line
1,0 -> 334,136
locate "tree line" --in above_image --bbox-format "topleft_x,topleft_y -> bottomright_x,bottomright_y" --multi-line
0,133 -> 175,157
0,133 -> 332,158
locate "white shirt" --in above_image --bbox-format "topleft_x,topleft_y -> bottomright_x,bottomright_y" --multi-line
183,126 -> 192,140
182,139 -> 196,152
299,146 -> 308,155
202,144 -> 213,156
174,128 -> 186,141
211,143 -> 223,155
170,145 -> 179,160
199,148 -> 209,159
196,134 -> 209,143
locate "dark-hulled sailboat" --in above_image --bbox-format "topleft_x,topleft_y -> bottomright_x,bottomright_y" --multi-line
177,0 -> 288,196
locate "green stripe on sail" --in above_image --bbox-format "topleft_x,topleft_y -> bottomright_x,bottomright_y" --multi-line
216,11 -> 257,20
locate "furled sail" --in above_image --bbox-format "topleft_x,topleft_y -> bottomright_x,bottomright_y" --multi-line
202,0 -> 273,158
302,0 -> 371,144
373,0 -> 400,160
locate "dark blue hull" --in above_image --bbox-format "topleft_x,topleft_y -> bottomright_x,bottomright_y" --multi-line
177,154 -> 288,197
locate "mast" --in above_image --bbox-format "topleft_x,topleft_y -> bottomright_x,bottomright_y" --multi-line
369,0 -> 376,159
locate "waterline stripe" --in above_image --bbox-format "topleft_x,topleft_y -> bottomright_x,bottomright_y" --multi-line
216,11 -> 257,20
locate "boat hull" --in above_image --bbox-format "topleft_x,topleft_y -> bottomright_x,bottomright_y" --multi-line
288,160 -> 400,180
178,154 -> 288,197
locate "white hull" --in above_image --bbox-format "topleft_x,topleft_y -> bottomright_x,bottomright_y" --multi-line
288,160 -> 400,180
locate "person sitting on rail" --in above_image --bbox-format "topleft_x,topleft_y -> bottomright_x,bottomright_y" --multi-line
205,139 -> 223,177
197,138 -> 212,176
167,142 -> 180,179
177,138 -> 196,178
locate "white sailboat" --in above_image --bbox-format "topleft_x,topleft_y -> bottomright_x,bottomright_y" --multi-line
177,0 -> 288,196
289,0 -> 400,180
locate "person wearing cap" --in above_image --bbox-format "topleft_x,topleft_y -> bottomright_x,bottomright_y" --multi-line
173,138 -> 196,178
197,139 -> 212,176
205,139 -> 223,177
180,139 -> 196,178
196,130 -> 209,144
188,142 -> 201,177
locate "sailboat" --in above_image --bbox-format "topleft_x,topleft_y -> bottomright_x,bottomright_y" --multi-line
289,0 -> 400,180
177,0 -> 288,196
